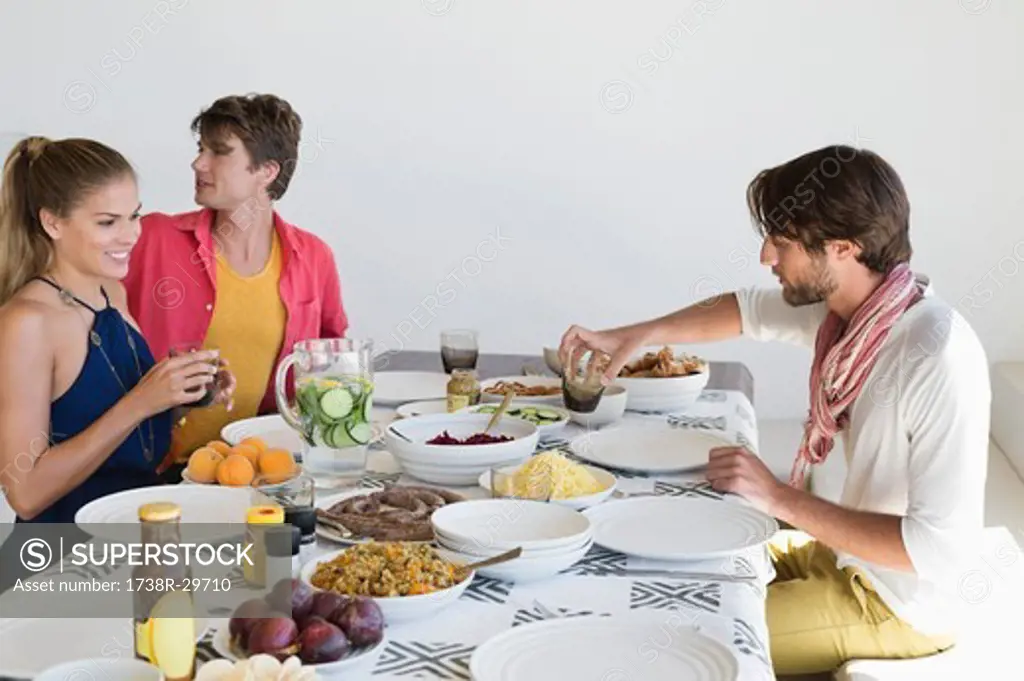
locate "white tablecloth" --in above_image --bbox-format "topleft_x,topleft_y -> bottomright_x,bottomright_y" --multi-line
193,387 -> 776,680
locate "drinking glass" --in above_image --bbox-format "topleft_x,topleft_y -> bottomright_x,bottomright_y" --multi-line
441,329 -> 479,373
562,349 -> 611,413
275,338 -> 374,476
169,341 -> 220,407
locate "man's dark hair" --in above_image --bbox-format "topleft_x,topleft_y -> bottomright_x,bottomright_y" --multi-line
745,145 -> 912,274
191,93 -> 302,201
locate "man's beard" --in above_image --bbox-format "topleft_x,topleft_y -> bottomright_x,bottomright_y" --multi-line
781,256 -> 838,306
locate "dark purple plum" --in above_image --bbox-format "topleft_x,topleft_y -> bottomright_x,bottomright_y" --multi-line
301,591 -> 349,629
228,599 -> 272,649
297,616 -> 350,663
247,617 -> 300,659
333,596 -> 384,647
267,578 -> 315,622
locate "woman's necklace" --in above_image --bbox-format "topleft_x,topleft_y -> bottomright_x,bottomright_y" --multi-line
38,276 -> 156,462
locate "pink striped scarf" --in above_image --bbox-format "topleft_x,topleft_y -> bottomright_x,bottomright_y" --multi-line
790,263 -> 924,488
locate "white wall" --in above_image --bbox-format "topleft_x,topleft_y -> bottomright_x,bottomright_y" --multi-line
1,0 -> 1021,419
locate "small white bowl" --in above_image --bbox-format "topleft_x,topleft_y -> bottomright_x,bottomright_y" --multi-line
567,385 -> 628,428
436,539 -> 592,582
430,498 -> 592,553
476,463 -> 617,510
300,549 -> 473,623
36,659 -> 164,681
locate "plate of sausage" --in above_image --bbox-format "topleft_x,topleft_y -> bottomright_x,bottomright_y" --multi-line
315,485 -> 466,545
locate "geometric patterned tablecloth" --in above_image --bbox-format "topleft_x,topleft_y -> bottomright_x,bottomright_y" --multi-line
192,387 -> 777,680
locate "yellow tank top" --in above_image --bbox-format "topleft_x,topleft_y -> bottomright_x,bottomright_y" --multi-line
171,232 -> 287,460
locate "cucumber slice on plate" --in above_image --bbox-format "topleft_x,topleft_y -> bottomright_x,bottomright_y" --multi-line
536,409 -> 563,421
320,388 -> 354,420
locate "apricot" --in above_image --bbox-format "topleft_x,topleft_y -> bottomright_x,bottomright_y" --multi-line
258,449 -> 297,484
206,440 -> 233,457
233,443 -> 261,469
186,447 -> 223,484
240,436 -> 268,454
217,453 -> 255,487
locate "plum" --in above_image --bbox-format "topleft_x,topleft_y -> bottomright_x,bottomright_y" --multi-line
301,592 -> 349,630
297,616 -> 350,664
246,616 -> 300,660
228,599 -> 272,649
267,578 -> 314,622
332,596 -> 384,648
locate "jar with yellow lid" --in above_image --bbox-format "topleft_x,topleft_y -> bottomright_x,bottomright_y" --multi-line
133,501 -> 196,681
244,504 -> 284,587
446,369 -> 480,413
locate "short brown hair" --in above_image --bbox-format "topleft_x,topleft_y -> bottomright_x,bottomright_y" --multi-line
745,145 -> 912,274
191,93 -> 302,200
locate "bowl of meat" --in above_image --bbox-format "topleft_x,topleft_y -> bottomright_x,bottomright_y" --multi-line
613,346 -> 710,413
384,414 -> 539,485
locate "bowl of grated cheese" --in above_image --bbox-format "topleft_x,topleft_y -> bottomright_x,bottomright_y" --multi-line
478,451 -> 617,510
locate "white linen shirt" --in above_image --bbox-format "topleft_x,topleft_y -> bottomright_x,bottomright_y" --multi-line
736,280 -> 990,636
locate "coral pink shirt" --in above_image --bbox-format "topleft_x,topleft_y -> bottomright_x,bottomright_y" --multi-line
123,208 -> 348,417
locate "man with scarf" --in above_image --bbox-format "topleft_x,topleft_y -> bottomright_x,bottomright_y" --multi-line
559,145 -> 989,676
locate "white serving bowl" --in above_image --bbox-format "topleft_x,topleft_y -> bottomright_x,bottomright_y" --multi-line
614,369 -> 710,412
385,414 -> 539,465
567,385 -> 629,429
436,539 -> 592,582
300,549 -> 474,623
430,498 -> 592,553
476,463 -> 617,510
399,460 -> 529,486
458,403 -> 569,442
543,346 -> 563,376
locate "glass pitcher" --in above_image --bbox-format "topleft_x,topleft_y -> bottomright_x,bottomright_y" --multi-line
275,338 -> 374,474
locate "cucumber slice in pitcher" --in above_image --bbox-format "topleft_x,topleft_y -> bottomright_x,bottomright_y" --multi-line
346,421 -> 373,445
360,391 -> 373,423
320,388 -> 354,420
327,424 -> 354,448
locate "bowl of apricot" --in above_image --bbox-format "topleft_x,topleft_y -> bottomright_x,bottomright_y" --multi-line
183,436 -> 301,488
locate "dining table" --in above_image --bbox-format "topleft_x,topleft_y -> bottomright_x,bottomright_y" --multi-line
0,352 -> 775,680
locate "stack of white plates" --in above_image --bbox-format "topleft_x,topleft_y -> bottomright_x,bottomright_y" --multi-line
384,414 -> 539,485
431,499 -> 593,582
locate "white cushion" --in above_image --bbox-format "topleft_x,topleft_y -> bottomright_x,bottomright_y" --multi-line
834,526 -> 1024,680
991,362 -> 1024,482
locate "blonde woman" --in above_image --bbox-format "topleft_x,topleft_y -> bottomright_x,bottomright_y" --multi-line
0,136 -> 235,523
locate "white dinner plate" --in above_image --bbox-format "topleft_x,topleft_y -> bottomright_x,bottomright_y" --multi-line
0,617 -> 208,678
395,399 -> 450,419
469,614 -> 738,681
569,426 -> 733,473
430,498 -> 591,552
373,371 -> 451,406
583,496 -> 778,561
221,414 -> 304,453
75,485 -> 257,540
211,619 -> 387,676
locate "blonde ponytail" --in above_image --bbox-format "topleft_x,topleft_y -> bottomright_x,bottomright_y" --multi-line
0,136 -> 134,306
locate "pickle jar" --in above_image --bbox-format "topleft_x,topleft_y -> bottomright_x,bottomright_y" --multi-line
446,369 -> 481,413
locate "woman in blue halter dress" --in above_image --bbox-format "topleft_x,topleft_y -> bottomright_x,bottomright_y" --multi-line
0,136 -> 234,533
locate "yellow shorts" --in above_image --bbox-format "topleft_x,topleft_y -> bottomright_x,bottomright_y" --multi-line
767,531 -> 955,676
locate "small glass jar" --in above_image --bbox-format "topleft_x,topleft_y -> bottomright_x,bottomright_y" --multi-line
446,369 -> 481,413
244,504 -> 284,587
